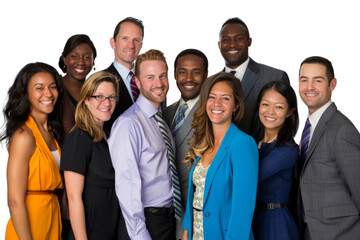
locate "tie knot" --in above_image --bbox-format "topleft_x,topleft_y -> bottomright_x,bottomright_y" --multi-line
153,111 -> 164,121
305,117 -> 311,128
178,103 -> 188,114
129,71 -> 135,77
230,70 -> 236,75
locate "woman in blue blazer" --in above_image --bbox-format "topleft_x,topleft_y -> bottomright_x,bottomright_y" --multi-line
182,72 -> 258,240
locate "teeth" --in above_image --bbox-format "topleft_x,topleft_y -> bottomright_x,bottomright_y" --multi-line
41,101 -> 52,104
184,85 -> 195,90
228,50 -> 238,54
305,93 -> 317,97
75,69 -> 85,73
265,116 -> 276,121
212,110 -> 223,114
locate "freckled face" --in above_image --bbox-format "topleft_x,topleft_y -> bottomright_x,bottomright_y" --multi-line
85,82 -> 117,125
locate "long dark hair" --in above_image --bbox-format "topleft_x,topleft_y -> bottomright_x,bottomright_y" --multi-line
253,81 -> 298,147
1,62 -> 64,144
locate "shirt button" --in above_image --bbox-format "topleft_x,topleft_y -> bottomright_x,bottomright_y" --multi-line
204,212 -> 210,217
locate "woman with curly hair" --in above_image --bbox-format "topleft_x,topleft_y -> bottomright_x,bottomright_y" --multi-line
182,72 -> 258,240
1,62 -> 64,239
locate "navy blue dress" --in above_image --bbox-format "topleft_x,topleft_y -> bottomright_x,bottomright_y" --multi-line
252,140 -> 300,240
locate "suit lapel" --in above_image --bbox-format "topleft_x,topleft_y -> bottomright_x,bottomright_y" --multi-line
242,58 -> 260,101
203,124 -> 236,205
302,103 -> 337,171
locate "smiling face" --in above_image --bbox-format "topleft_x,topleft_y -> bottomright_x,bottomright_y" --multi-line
85,81 -> 117,126
206,81 -> 238,127
259,89 -> 293,134
218,23 -> 252,69
28,72 -> 58,116
63,43 -> 94,81
299,63 -> 336,114
135,60 -> 169,109
175,54 -> 207,101
110,22 -> 143,69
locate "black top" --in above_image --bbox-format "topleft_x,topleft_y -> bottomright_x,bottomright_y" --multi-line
61,127 -> 129,240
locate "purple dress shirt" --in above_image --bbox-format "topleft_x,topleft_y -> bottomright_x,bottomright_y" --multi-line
108,94 -> 174,240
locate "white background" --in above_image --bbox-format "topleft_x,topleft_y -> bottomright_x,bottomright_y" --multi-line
1,0 -> 359,235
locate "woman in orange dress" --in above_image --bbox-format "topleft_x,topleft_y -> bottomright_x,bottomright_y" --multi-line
1,62 -> 64,239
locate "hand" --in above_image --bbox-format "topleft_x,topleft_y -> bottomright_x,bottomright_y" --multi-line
181,230 -> 189,240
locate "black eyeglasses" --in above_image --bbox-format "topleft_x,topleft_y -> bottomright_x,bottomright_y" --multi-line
90,95 -> 118,102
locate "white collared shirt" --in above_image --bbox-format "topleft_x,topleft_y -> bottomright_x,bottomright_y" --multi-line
225,57 -> 250,81
308,100 -> 333,144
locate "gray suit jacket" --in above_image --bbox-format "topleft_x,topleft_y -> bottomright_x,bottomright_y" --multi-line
300,103 -> 360,240
225,58 -> 290,135
163,100 -> 199,209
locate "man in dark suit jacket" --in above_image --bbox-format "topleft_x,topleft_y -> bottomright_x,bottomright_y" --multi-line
219,17 -> 289,135
298,56 -> 360,239
103,17 -> 144,136
163,49 -> 208,239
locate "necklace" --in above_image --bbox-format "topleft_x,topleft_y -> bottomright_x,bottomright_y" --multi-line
258,135 -> 278,149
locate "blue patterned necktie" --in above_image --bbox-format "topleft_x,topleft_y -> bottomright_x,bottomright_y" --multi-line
171,103 -> 188,137
300,117 -> 311,162
153,112 -> 182,220
129,71 -> 139,102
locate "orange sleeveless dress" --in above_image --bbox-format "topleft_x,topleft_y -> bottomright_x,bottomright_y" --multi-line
5,116 -> 64,240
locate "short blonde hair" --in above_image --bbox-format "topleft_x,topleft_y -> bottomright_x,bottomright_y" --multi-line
135,49 -> 168,78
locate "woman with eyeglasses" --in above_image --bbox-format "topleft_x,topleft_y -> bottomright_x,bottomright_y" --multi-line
60,71 -> 128,239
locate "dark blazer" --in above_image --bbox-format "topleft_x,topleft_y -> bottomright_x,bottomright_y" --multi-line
163,100 -> 199,209
224,58 -> 289,135
299,103 -> 360,240
103,64 -> 134,136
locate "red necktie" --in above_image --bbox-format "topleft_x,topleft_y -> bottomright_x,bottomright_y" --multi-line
129,71 -> 139,102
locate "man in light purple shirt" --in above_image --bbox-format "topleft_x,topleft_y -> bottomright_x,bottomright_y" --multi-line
109,49 -> 175,240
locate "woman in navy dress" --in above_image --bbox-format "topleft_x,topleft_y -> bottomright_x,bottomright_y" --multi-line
252,81 -> 300,240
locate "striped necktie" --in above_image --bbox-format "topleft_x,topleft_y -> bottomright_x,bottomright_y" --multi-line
171,103 -> 188,137
129,71 -> 139,102
300,117 -> 311,162
153,112 -> 182,220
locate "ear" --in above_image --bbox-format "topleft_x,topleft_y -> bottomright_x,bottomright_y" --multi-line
110,37 -> 115,50
135,76 -> 141,90
234,103 -> 240,113
218,41 -> 221,50
287,108 -> 295,118
247,37 -> 252,47
84,98 -> 89,107
330,78 -> 337,92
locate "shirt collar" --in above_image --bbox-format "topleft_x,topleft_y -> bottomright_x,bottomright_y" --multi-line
308,100 -> 333,131
225,57 -> 250,81
113,60 -> 134,82
136,94 -> 160,118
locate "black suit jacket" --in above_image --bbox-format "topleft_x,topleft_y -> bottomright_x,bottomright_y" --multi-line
103,64 -> 134,136
223,58 -> 290,135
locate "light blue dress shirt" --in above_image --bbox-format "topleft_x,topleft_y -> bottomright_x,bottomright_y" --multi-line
108,94 -> 174,240
113,60 -> 136,102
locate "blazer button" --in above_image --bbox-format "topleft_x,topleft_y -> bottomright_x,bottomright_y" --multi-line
204,212 -> 210,217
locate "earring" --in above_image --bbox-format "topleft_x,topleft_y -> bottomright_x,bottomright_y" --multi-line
93,67 -> 96,71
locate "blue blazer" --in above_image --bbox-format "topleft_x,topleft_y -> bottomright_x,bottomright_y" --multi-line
183,123 -> 258,239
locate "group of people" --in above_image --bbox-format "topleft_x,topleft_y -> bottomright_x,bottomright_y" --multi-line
1,15 -> 360,240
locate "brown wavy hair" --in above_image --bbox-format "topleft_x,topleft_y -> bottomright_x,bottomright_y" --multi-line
74,71 -> 119,142
184,72 -> 244,165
